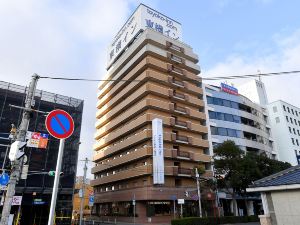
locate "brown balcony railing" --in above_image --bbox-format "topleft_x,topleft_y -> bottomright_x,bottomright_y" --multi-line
174,105 -> 187,114
173,79 -> 184,87
173,92 -> 185,100
178,167 -> 192,175
175,120 -> 188,127
176,135 -> 188,143
171,54 -> 183,63
177,151 -> 190,158
167,64 -> 184,75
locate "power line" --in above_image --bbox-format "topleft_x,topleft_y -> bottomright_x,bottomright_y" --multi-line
39,70 -> 300,82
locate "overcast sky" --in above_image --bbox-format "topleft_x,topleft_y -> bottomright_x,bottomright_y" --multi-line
0,0 -> 299,177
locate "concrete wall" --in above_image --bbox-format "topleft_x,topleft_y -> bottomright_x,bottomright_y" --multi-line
267,100 -> 300,165
271,189 -> 300,225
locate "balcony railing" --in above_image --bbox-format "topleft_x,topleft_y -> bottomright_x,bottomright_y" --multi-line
176,135 -> 189,143
174,105 -> 187,114
175,120 -> 188,128
173,79 -> 184,87
177,151 -> 190,158
178,167 -> 192,175
173,92 -> 185,100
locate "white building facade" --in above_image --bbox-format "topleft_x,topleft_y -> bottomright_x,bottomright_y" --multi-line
204,83 -> 277,158
267,100 -> 300,165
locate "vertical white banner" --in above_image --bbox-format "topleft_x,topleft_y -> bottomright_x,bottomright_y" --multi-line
152,118 -> 164,184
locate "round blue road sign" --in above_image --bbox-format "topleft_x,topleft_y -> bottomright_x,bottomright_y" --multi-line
45,109 -> 74,139
0,173 -> 10,186
89,195 -> 94,203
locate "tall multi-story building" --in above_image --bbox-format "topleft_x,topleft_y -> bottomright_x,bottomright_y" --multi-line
267,100 -> 300,165
91,4 -> 211,224
236,79 -> 300,165
203,83 -> 277,216
204,83 -> 276,158
0,80 -> 83,225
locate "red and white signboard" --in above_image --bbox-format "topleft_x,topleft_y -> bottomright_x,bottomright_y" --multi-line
26,131 -> 49,149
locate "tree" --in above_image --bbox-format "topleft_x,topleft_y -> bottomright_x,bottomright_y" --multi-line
213,141 -> 244,216
213,140 -> 291,216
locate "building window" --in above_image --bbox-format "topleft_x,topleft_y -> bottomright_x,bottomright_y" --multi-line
290,117 -> 293,124
298,121 -> 300,126
291,109 -> 294,115
294,128 -> 296,134
298,130 -> 300,136
227,129 -> 237,137
289,127 -> 292,133
218,127 -> 228,136
286,116 -> 289,122
275,117 -> 280,123
295,119 -> 297,124
283,105 -> 286,111
210,126 -> 218,135
297,139 -> 299,146
207,96 -> 213,104
273,106 -> 277,112
287,107 -> 290,113
208,111 -> 216,119
292,138 -> 295,145
296,111 -> 299,116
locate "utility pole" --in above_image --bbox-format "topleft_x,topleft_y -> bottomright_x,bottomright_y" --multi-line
0,74 -> 39,225
79,158 -> 88,225
195,168 -> 203,217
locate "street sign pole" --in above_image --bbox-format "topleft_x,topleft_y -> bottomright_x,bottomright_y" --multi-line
47,138 -> 65,225
45,109 -> 74,225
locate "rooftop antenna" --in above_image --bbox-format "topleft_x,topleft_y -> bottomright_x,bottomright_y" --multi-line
257,70 -> 262,82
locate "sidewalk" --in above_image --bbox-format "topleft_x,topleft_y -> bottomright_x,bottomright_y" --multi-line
93,222 -> 259,225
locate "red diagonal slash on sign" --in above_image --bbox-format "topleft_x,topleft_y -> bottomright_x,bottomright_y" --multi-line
53,115 -> 68,133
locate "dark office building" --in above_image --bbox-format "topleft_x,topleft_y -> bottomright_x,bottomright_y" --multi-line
0,80 -> 83,225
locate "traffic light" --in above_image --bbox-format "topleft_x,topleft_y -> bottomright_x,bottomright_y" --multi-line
48,171 -> 64,176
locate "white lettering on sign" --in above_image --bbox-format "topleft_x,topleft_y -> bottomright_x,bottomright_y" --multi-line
107,4 -> 182,68
152,118 -> 164,184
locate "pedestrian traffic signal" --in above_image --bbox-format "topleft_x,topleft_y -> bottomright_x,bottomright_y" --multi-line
48,171 -> 64,176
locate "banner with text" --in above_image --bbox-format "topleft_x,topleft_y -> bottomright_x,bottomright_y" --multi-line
26,131 -> 49,149
152,118 -> 164,184
107,4 -> 182,68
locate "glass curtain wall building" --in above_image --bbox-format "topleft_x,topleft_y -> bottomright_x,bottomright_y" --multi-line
0,80 -> 83,225
204,84 -> 276,158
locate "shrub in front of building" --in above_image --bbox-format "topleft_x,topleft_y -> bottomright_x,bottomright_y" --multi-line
171,216 -> 259,225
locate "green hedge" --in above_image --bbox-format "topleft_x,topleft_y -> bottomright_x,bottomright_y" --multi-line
171,216 -> 259,225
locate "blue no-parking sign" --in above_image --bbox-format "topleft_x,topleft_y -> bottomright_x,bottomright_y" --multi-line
45,109 -> 74,139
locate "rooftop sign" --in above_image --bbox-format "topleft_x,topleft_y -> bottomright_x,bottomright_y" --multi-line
107,4 -> 182,69
221,83 -> 239,95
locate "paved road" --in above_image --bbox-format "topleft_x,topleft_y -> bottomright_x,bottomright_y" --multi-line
84,222 -> 260,225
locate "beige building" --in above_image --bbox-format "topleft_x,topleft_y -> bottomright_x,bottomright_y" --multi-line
91,5 -> 211,224
247,165 -> 300,225
73,177 -> 93,220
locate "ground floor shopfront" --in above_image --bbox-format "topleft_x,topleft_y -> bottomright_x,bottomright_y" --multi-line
0,192 -> 73,225
93,199 -> 217,224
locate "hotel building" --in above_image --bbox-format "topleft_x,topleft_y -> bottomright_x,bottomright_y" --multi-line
91,4 -> 211,223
